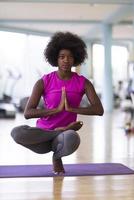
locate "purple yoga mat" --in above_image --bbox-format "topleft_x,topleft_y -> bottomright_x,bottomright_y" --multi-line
0,163 -> 134,178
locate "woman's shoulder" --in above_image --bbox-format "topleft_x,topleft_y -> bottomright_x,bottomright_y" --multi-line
32,79 -> 44,92
41,71 -> 56,81
72,72 -> 86,82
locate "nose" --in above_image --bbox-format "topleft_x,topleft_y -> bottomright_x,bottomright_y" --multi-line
64,56 -> 69,62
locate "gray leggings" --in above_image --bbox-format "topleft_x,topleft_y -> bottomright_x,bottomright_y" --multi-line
11,125 -> 80,159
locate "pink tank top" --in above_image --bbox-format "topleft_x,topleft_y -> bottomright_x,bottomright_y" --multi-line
36,71 -> 86,130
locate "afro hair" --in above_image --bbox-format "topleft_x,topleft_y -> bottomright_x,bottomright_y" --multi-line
44,32 -> 87,67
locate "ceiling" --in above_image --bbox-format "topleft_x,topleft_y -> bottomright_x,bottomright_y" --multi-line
0,0 -> 134,45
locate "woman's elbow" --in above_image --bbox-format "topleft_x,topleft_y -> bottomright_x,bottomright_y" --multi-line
98,106 -> 104,116
24,111 -> 30,119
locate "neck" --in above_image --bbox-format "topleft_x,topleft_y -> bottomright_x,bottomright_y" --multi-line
57,70 -> 72,80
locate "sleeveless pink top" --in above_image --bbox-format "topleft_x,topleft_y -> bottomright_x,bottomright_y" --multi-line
36,71 -> 86,130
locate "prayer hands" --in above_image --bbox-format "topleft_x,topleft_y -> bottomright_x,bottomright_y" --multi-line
55,87 -> 83,131
57,87 -> 72,112
57,87 -> 66,112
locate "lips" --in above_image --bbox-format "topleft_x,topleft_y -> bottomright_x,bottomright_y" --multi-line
62,65 -> 70,69
62,65 -> 69,69
62,65 -> 69,67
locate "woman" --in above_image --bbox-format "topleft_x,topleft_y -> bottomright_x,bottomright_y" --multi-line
11,32 -> 104,175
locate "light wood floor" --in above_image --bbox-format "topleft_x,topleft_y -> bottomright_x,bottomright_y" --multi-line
0,109 -> 134,200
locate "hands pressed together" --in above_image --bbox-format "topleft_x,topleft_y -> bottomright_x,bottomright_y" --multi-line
55,87 -> 83,131
57,87 -> 71,112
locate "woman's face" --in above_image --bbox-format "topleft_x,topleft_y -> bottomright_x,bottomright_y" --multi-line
57,49 -> 74,72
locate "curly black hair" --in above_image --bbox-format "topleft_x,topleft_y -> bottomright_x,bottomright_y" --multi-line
44,32 -> 87,67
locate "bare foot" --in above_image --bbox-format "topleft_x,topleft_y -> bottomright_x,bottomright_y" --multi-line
52,157 -> 65,175
66,121 -> 83,131
54,121 -> 83,131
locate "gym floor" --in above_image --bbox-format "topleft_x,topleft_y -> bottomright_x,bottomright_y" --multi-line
0,109 -> 134,200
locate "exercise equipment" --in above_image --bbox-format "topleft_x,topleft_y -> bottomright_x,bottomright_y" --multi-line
0,68 -> 21,118
0,103 -> 16,118
0,163 -> 133,178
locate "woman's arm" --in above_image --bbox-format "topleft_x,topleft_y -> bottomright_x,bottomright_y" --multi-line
24,79 -> 65,119
65,79 -> 104,116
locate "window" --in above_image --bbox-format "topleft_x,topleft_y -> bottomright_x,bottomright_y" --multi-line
92,44 -> 128,93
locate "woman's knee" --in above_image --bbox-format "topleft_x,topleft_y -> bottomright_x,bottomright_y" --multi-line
64,130 -> 80,149
52,130 -> 80,158
11,125 -> 28,144
63,130 -> 80,145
